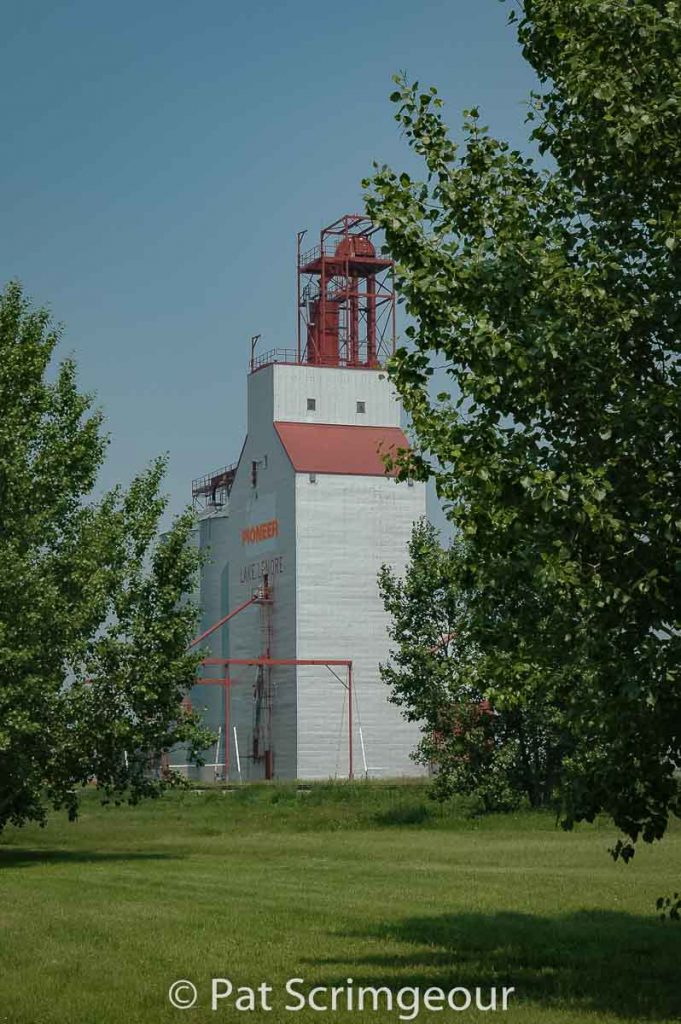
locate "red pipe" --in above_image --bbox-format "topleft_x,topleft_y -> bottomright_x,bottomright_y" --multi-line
348,662 -> 353,780
366,275 -> 376,366
188,594 -> 259,649
225,667 -> 230,778
201,657 -> 352,667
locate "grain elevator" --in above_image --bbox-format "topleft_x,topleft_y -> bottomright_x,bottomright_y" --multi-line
175,215 -> 426,781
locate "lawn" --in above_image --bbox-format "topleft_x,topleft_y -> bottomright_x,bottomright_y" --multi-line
0,783 -> 679,1024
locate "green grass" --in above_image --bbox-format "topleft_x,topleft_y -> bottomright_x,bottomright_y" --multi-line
0,783 -> 679,1023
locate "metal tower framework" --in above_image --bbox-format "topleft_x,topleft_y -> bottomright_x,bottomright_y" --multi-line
297,214 -> 396,368
188,579 -> 355,781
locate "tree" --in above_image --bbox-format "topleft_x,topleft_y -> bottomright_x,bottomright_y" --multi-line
0,282 -> 209,832
365,0 -> 681,857
379,520 -> 567,812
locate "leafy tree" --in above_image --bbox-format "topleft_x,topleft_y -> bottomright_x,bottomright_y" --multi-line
379,520 -> 567,812
366,0 -> 681,857
0,282 -> 209,832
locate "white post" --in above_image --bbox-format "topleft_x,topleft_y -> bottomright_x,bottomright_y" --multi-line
214,726 -> 222,781
358,725 -> 368,777
233,726 -> 242,781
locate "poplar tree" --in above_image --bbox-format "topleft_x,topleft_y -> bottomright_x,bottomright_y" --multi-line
379,520 -> 567,811
366,0 -> 681,856
0,282 -> 208,831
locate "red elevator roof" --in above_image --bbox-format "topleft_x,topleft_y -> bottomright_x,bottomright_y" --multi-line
273,422 -> 409,476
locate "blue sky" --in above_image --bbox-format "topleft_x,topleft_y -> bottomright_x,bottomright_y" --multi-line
1,0 -> 536,523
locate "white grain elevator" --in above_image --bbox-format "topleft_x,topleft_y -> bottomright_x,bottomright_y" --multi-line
181,215 -> 426,781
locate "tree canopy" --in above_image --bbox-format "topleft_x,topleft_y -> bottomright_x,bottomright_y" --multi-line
0,282 -> 208,831
379,520 -> 568,812
365,0 -> 681,856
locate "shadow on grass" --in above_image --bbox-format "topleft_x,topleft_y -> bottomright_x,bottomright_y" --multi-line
0,848 -> 183,868
372,805 -> 433,827
311,910 -> 681,1020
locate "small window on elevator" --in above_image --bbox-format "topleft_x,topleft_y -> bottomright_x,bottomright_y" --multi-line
356,401 -> 366,414
307,398 -> 316,411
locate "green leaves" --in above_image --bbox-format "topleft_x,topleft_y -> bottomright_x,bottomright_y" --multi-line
0,282 -> 210,832
379,521 -> 567,811
366,1 -> 681,856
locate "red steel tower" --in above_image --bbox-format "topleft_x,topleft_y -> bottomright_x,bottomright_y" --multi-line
297,214 -> 396,368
